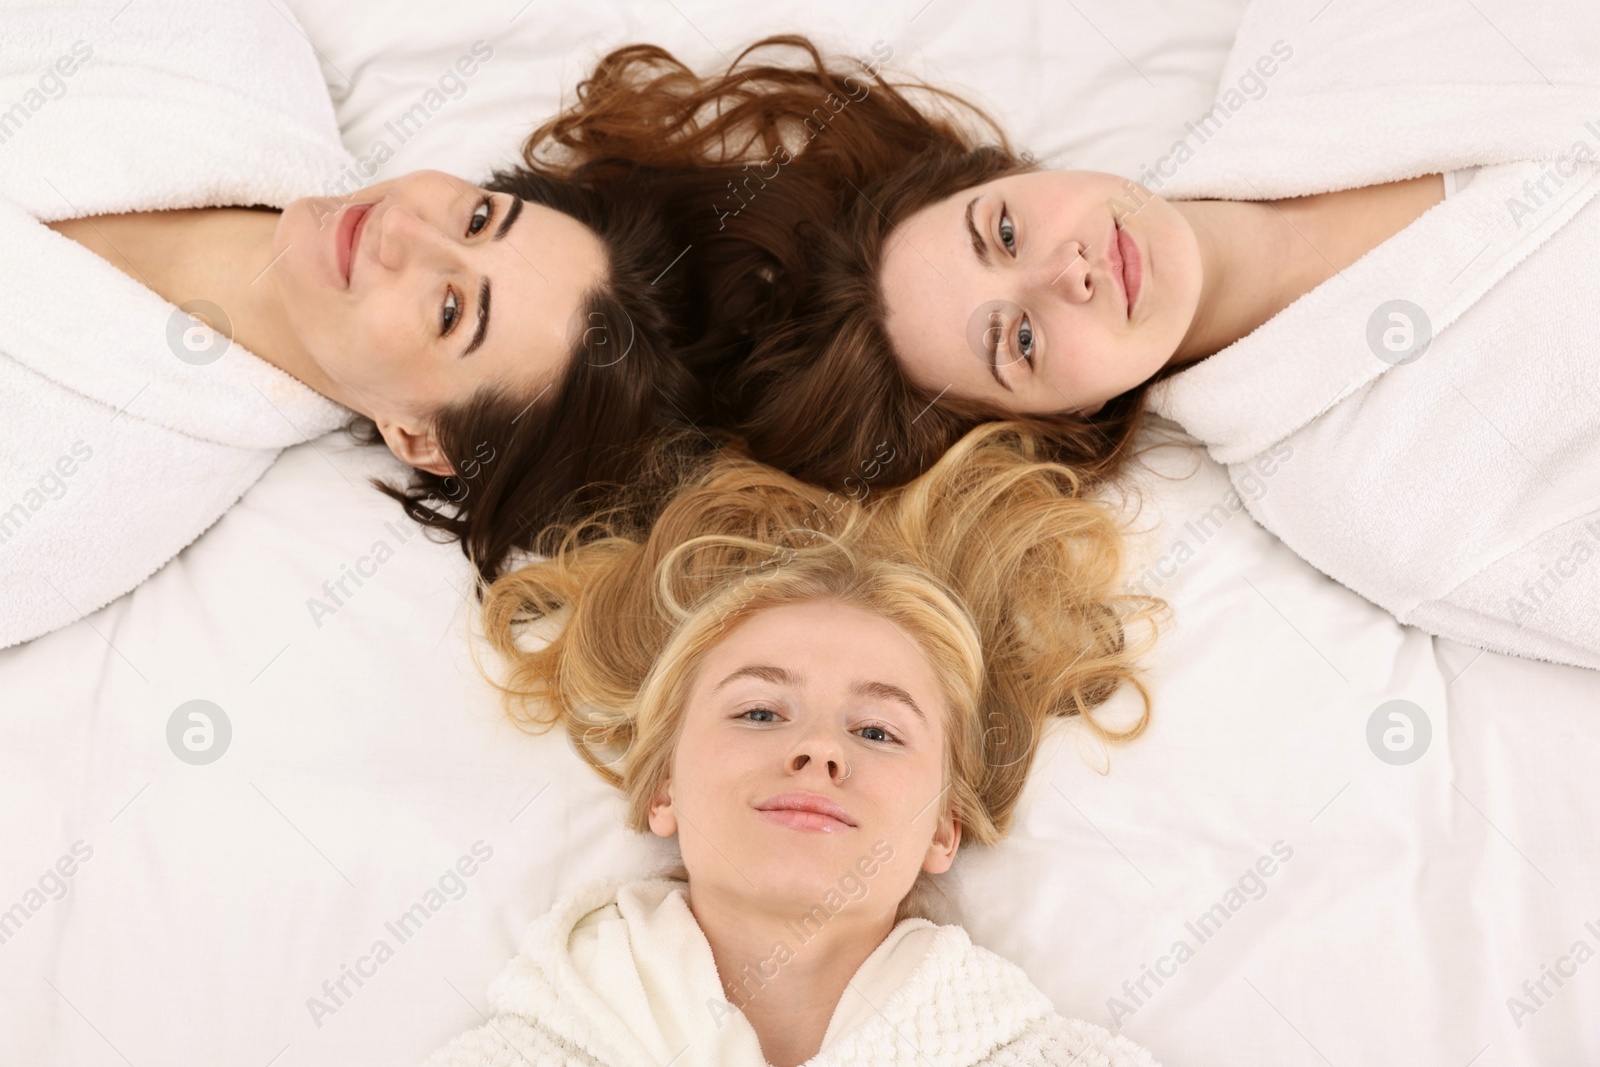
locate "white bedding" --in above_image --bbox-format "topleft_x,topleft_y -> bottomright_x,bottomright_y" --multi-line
2,2 -> 1596,1065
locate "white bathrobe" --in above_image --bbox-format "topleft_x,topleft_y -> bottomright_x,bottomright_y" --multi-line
422,878 -> 1161,1067
0,0 -> 357,648
1142,0 -> 1600,669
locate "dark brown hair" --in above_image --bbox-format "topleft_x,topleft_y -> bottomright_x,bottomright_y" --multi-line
358,35 -> 1155,581
352,162 -> 715,583
511,34 -> 1156,494
354,34 -> 988,581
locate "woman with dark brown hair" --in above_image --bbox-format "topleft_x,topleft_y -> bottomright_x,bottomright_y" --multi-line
5,0 -> 722,647
2,12 -> 930,646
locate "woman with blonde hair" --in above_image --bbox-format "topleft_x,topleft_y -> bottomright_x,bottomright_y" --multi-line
424,424 -> 1163,1066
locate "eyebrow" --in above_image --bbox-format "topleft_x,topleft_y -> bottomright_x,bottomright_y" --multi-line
982,306 -> 1013,393
462,195 -> 524,358
965,200 -> 1013,392
964,196 -> 990,269
712,663 -> 928,724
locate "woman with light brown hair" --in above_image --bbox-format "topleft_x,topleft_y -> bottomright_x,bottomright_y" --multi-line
427,423 -> 1162,1066
546,15 -> 1600,669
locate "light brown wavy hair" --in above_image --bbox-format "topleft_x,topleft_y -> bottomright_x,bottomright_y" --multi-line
481,423 -> 1163,920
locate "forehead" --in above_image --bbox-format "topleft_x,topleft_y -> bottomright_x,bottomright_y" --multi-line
691,601 -> 949,721
880,187 -> 991,381
484,203 -> 610,387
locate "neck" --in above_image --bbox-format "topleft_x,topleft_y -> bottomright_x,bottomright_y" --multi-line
143,208 -> 360,411
688,881 -> 894,1067
1166,197 -> 1310,368
1164,175 -> 1445,369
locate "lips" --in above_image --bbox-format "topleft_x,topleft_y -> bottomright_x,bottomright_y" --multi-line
1118,223 -> 1143,315
335,202 -> 374,288
755,791 -> 857,832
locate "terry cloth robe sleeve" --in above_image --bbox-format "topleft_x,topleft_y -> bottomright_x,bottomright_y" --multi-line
0,0 -> 359,648
420,878 -> 1163,1067
1142,0 -> 1600,668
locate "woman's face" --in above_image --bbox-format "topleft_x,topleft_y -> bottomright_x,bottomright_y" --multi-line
649,599 -> 961,925
272,169 -> 608,459
879,170 -> 1202,417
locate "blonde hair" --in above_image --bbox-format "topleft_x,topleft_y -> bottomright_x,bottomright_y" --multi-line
481,422 -> 1163,919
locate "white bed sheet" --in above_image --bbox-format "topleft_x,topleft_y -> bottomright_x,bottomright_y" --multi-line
2,2 -> 1596,1065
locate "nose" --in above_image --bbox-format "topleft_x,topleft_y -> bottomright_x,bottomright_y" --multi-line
1030,238 -> 1092,304
374,204 -> 457,273
787,735 -> 850,783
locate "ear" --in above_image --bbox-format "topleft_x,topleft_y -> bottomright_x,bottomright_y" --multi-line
374,416 -> 453,477
921,813 -> 962,875
646,778 -> 678,839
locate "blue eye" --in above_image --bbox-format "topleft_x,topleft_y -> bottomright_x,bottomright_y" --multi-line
739,706 -> 780,723
998,206 -> 1017,255
856,723 -> 901,745
1018,315 -> 1034,362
